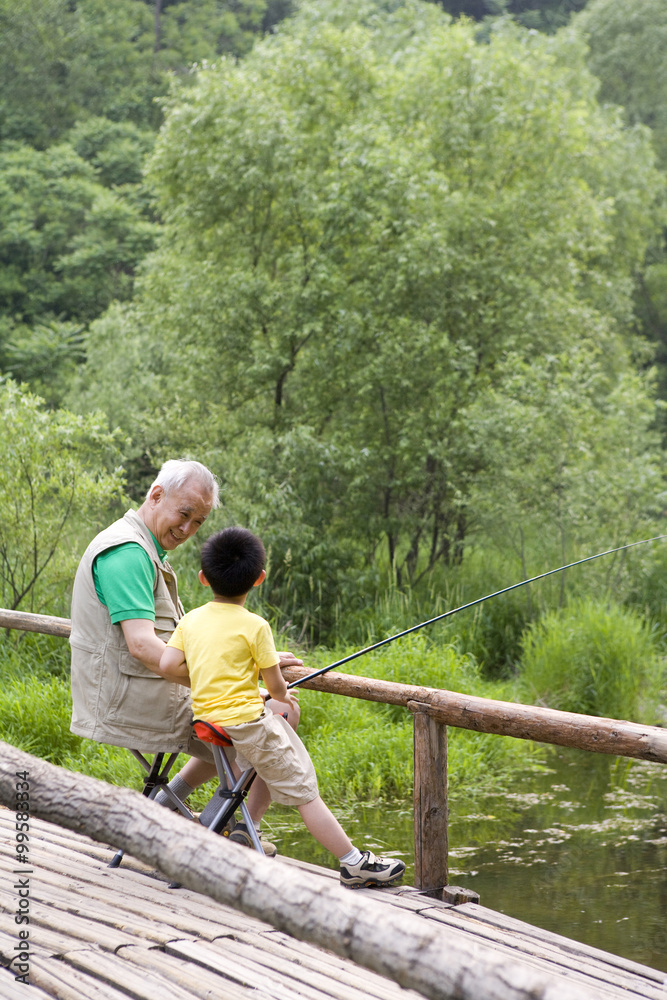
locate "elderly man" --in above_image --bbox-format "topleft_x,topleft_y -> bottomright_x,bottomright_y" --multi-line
70,459 -> 299,851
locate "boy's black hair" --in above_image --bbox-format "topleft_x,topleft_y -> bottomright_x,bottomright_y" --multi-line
200,526 -> 266,598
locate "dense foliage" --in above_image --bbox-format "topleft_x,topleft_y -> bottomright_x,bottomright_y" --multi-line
73,3 -> 666,641
573,0 -> 667,406
0,382 -> 125,614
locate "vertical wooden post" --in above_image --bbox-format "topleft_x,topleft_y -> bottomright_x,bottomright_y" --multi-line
410,701 -> 448,896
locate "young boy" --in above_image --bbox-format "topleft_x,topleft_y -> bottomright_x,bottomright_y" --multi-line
158,526 -> 406,889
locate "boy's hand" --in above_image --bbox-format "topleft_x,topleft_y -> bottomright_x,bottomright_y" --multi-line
260,663 -> 297,707
282,692 -> 300,715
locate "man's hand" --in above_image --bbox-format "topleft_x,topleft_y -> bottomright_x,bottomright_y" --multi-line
277,650 -> 303,668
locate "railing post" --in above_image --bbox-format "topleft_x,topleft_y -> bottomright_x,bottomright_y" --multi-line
409,701 -> 448,897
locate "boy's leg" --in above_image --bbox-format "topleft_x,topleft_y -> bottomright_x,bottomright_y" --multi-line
156,695 -> 300,822
298,796 -> 352,857
298,796 -> 406,888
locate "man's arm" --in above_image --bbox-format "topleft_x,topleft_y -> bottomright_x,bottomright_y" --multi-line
120,619 -> 168,675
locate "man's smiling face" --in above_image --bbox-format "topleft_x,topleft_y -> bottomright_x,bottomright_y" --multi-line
146,481 -> 213,551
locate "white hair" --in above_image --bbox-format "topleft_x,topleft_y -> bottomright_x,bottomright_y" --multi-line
148,460 -> 220,508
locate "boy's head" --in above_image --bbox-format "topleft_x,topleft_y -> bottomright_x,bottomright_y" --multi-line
200,526 -> 266,598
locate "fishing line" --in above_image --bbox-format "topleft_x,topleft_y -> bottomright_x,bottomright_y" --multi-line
287,533 -> 667,690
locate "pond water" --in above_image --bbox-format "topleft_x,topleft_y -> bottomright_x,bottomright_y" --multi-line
264,746 -> 667,973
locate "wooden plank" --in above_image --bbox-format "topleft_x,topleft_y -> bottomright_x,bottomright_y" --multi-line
0,906 -> 141,955
0,855 -> 229,941
0,608 -> 71,637
0,925 -> 50,967
118,944 -> 277,1000
226,930 -> 424,1000
421,907 -> 665,1000
278,856 -> 339,881
0,967 -> 54,999
64,948 -> 202,1000
167,939 -> 344,1000
201,935 -> 393,1000
2,779 -> 665,1000
28,954 -> 138,1000
412,708 -> 448,892
0,833 -> 414,1000
3,877 -> 198,946
444,904 -> 667,985
281,667 -> 667,765
0,848 -> 274,940
11,840 -> 656,992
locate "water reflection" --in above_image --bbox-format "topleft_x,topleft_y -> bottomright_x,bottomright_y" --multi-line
265,747 -> 667,971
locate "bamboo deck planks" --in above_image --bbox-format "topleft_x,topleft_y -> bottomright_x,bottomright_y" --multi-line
1,806 -> 665,1000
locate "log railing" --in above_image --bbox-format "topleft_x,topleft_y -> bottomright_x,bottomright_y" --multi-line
3,608 -> 667,897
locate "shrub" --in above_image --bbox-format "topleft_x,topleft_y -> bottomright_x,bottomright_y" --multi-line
519,598 -> 664,721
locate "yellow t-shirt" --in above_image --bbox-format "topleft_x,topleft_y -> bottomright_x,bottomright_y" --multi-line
167,601 -> 278,726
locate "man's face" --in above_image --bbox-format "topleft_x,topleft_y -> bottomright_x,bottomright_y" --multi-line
147,481 -> 213,551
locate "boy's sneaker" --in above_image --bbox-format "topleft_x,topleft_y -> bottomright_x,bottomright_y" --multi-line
228,821 -> 278,858
339,851 -> 406,889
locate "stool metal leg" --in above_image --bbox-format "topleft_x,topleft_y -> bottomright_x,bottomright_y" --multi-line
109,750 -> 193,868
198,745 -> 264,855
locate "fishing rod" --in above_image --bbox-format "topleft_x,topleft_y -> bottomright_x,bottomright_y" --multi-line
286,533 -> 667,690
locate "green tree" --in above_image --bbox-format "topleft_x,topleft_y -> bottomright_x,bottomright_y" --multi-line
434,0 -> 588,33
466,352 -> 665,590
575,0 -> 667,168
74,2 -> 665,633
0,142 -> 158,327
154,0 -> 271,62
574,0 -> 667,412
0,141 -> 159,404
0,0 -> 292,148
0,0 -> 158,145
0,381 -> 125,614
67,117 -> 156,190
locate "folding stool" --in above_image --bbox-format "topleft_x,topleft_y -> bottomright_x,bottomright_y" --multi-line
193,720 -> 265,855
108,749 -> 197,868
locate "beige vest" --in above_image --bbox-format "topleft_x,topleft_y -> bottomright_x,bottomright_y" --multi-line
69,509 -> 194,752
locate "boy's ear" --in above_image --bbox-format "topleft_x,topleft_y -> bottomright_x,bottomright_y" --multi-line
198,569 -> 210,587
253,569 -> 266,588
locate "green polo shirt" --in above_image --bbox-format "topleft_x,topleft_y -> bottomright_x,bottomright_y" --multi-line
92,532 -> 166,624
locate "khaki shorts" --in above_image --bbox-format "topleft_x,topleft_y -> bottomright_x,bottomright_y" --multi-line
222,710 -> 319,807
186,731 -> 215,764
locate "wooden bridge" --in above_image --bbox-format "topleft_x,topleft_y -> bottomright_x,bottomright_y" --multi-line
0,797 -> 665,1000
1,609 -> 666,999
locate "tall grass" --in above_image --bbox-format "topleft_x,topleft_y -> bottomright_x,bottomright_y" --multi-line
518,598 -> 665,722
0,634 -> 146,789
290,636 -> 542,803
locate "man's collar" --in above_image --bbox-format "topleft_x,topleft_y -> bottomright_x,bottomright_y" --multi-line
148,528 -> 166,561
